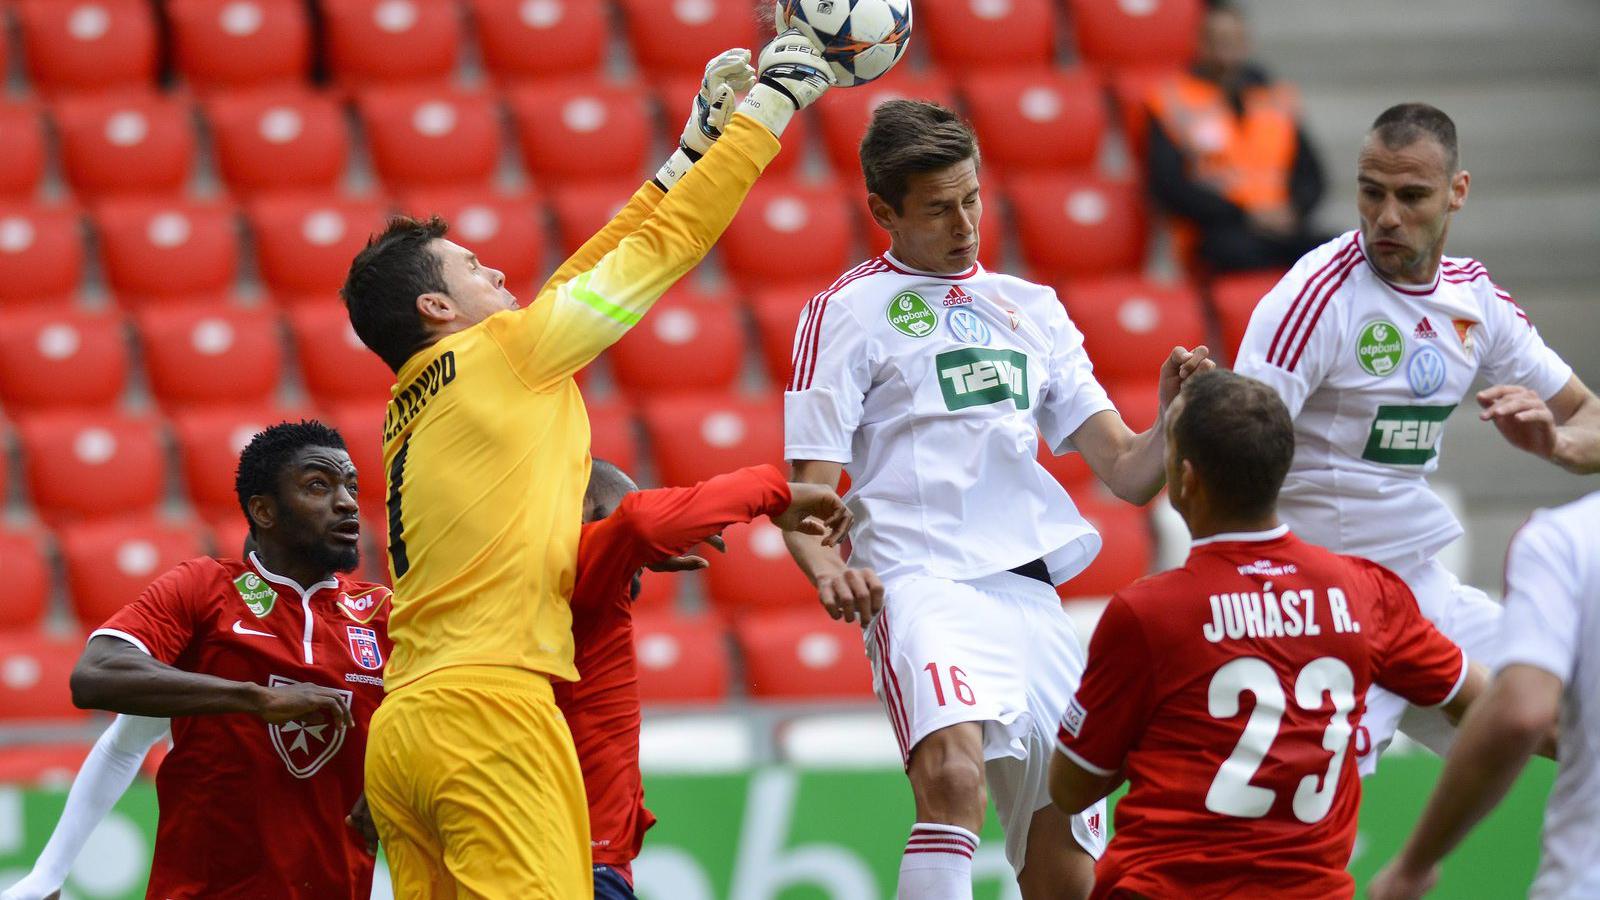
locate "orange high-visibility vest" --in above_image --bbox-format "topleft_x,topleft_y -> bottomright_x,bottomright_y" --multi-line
1149,72 -> 1299,212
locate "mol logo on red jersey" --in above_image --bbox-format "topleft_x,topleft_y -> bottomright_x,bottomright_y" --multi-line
266,674 -> 351,779
345,626 -> 383,671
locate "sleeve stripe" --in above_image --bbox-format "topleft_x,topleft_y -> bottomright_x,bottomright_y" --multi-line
1054,739 -> 1118,777
568,271 -> 643,327
1266,236 -> 1360,367
1283,253 -> 1361,372
791,259 -> 888,392
88,628 -> 152,656
1430,645 -> 1471,708
787,298 -> 820,392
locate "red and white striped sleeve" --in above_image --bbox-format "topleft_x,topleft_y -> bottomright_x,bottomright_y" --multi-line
1471,271 -> 1572,401
783,273 -> 878,465
1233,235 -> 1362,418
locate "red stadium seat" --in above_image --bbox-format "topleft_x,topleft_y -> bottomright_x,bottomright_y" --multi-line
172,405 -> 303,516
633,611 -> 730,703
317,403 -> 387,505
0,102 -> 48,199
702,520 -> 818,618
247,195 -> 390,296
168,0 -> 311,91
137,307 -> 285,409
1007,173 -> 1146,278
1209,269 -> 1285,364
18,413 -> 166,523
322,0 -> 462,88
1063,276 -> 1206,382
816,70 -> 958,177
288,304 -> 395,406
1068,0 -> 1201,71
734,610 -> 874,699
0,633 -> 90,723
608,286 -> 744,398
748,284 -> 815,387
0,743 -> 94,784
0,309 -> 128,411
639,393 -> 783,487
616,0 -> 762,78
396,189 -> 546,294
53,92 -> 196,198
1057,495 -> 1152,598
721,179 -> 855,289
630,566 -> 679,613
920,0 -> 1055,72
59,516 -> 208,627
1106,377 -> 1160,432
548,180 -> 639,256
0,204 -> 84,305
204,88 -> 350,196
583,396 -> 639,476
0,527 -> 52,631
468,0 -> 607,82
93,199 -> 239,305
357,87 -> 502,190
508,80 -> 656,184
961,68 -> 1105,173
204,511 -> 252,560
17,0 -> 158,95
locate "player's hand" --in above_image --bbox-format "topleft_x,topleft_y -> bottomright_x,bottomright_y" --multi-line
736,29 -> 834,136
775,483 -> 852,546
818,568 -> 884,629
646,535 -> 728,573
1477,384 -> 1559,461
346,793 -> 379,854
1157,345 -> 1215,412
1366,860 -> 1438,900
678,48 -> 756,157
252,682 -> 354,728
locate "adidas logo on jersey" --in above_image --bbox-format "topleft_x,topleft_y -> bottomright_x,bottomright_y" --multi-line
943,286 -> 974,307
1414,317 -> 1439,340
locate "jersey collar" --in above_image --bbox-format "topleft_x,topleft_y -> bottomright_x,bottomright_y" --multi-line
1357,231 -> 1441,296
248,551 -> 340,602
880,251 -> 981,281
1190,524 -> 1291,547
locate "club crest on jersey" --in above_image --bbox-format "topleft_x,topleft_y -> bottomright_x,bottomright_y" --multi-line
1452,318 -> 1478,360
942,285 -> 974,307
1407,345 -> 1447,397
337,587 -> 389,624
886,291 -> 938,338
946,308 -> 992,346
266,674 -> 350,779
345,625 -> 383,671
1356,319 -> 1404,377
233,572 -> 276,618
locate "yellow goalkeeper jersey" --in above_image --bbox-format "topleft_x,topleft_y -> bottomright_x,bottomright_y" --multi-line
379,114 -> 780,690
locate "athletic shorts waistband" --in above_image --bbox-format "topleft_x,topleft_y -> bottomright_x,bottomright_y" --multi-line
388,664 -> 556,699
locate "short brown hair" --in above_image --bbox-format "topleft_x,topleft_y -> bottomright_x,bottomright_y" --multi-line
1170,370 -> 1294,520
859,100 -> 980,213
341,215 -> 449,372
1370,103 -> 1459,172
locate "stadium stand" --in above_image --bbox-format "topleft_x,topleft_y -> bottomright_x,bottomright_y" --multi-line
615,0 -> 763,79
918,0 -> 1056,73
0,101 -> 48,200
639,393 -> 784,487
168,0 -> 313,91
1007,172 -> 1148,278
468,0 -> 609,82
172,405 -> 303,517
17,413 -> 167,523
246,194 -> 390,298
287,304 -> 397,406
357,86 -> 503,190
321,0 -> 463,87
52,92 -> 196,199
0,633 -> 91,724
203,88 -> 351,196
58,516 -> 209,627
634,611 -> 732,704
507,79 -> 658,184
959,68 -> 1106,173
16,0 -> 159,96
1065,276 -> 1208,382
0,203 -> 85,304
1067,0 -> 1202,71
607,285 -> 746,398
0,526 -> 52,633
721,179 -> 855,290
700,519 -> 819,618
733,610 -> 875,700
547,179 -> 640,255
1209,268 -> 1287,363
136,306 -> 285,409
0,309 -> 129,411
94,199 -> 241,304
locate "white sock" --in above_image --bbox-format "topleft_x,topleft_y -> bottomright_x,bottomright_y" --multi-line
1,715 -> 167,900
897,822 -> 979,900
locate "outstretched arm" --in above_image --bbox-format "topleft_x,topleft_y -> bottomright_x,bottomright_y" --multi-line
1478,374 -> 1600,474
1072,346 -> 1214,504
783,459 -> 884,629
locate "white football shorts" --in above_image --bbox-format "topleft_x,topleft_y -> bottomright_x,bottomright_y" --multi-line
865,568 -> 1108,873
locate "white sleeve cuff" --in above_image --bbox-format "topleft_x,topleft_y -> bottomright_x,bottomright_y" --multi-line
1054,741 -> 1118,777
1429,646 -> 1471,707
88,629 -> 152,656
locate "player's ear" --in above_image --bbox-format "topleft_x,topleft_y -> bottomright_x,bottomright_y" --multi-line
866,193 -> 898,232
1449,169 -> 1470,212
415,290 -> 456,326
246,494 -> 276,534
1179,459 -> 1200,507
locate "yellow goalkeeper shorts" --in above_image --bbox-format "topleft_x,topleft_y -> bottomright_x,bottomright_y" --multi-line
365,666 -> 592,900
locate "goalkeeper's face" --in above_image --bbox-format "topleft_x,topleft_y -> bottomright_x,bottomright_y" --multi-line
433,238 -> 518,327
872,157 -> 982,275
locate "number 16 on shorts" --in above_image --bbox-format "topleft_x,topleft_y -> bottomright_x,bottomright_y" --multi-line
925,663 -> 977,707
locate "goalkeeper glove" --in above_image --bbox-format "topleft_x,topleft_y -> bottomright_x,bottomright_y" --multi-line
652,48 -> 757,191
736,29 -> 835,138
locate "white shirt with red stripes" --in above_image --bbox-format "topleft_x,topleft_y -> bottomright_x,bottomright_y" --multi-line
783,252 -> 1115,584
1235,230 -> 1572,566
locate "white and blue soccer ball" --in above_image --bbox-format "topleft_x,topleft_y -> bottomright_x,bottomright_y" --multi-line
776,0 -> 913,87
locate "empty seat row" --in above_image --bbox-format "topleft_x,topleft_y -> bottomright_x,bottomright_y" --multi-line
6,0 -> 1200,97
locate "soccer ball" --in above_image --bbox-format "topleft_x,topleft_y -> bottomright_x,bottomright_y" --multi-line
776,0 -> 913,87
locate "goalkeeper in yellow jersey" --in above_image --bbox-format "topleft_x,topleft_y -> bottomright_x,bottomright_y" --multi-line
338,32 -> 834,899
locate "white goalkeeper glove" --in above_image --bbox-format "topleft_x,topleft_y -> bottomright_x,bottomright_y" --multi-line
736,29 -> 835,138
652,49 -> 757,191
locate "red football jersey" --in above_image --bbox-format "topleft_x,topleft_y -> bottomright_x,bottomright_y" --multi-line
1056,528 -> 1465,899
91,553 -> 392,900
556,465 -> 791,884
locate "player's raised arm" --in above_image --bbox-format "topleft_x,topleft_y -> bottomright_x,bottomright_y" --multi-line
1069,345 -> 1213,504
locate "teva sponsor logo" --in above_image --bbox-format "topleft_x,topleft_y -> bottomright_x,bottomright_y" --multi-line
885,291 -> 937,338
1362,404 -> 1456,465
1414,316 -> 1438,340
265,674 -> 350,778
942,285 -> 974,307
945,308 -> 991,345
937,348 -> 1029,411
1408,344 -> 1447,397
234,572 -> 276,617
1356,319 -> 1404,376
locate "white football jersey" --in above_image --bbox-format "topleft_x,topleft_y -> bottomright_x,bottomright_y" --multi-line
784,252 -> 1116,584
1496,492 -> 1600,900
1236,231 -> 1571,565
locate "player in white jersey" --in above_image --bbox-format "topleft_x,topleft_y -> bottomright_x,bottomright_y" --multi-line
783,100 -> 1212,900
1368,491 -> 1600,900
1234,103 -> 1600,772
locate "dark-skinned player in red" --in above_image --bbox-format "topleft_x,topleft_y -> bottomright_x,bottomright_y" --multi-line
566,459 -> 849,900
